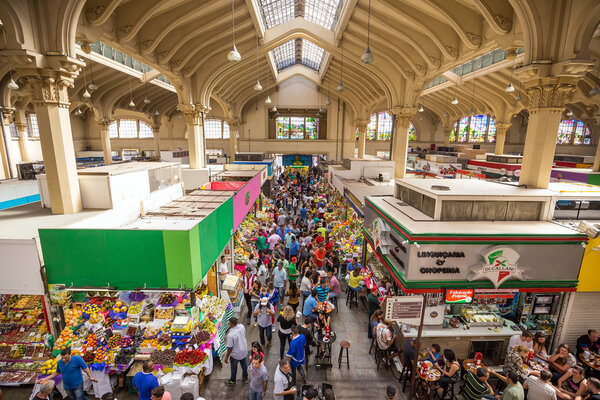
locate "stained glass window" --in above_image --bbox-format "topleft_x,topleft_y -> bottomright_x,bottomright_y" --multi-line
139,121 -> 154,138
277,117 -> 290,139
290,117 -> 305,139
557,119 -> 592,145
449,122 -> 457,142
408,122 -> 416,142
377,112 -> 392,140
557,120 -> 575,144
204,119 -> 222,139
469,115 -> 488,142
366,114 -> 377,140
457,117 -> 469,142
487,118 -> 496,142
305,117 -> 319,139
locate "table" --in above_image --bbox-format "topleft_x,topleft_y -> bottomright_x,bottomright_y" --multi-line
579,354 -> 600,372
314,331 -> 337,370
414,361 -> 441,400
462,359 -> 488,374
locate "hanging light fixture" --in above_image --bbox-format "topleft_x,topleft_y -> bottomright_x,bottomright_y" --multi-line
565,109 -> 573,118
514,80 -> 523,102
451,97 -> 458,105
128,79 -> 135,107
144,97 -> 151,104
589,64 -> 600,96
418,106 -> 424,112
253,36 -> 262,91
75,108 -> 82,115
7,64 -> 19,90
154,110 -> 160,116
81,60 -> 91,98
325,68 -> 331,105
88,55 -> 99,91
337,35 -> 345,92
83,89 -> 91,98
469,77 -> 476,115
265,95 -> 272,104
361,0 -> 374,64
227,0 -> 241,62
272,106 -> 277,112
505,82 -> 515,93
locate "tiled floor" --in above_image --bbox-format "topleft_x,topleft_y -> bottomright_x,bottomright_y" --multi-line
4,292 -> 410,399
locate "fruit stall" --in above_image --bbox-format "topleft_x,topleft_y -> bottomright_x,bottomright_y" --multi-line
0,239 -> 54,387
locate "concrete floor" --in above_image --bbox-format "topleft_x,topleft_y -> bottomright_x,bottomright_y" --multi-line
3,292 -> 410,399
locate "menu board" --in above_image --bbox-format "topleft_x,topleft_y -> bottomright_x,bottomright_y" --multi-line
385,296 -> 423,325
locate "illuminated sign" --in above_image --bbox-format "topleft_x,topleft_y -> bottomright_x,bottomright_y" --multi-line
445,289 -> 474,304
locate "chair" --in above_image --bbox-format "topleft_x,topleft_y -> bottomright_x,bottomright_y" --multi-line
369,336 -> 376,355
330,294 -> 338,313
346,287 -> 358,309
338,341 -> 350,369
399,353 -> 413,393
438,380 -> 457,400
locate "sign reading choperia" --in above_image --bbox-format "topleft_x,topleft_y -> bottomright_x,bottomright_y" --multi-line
468,246 -> 526,289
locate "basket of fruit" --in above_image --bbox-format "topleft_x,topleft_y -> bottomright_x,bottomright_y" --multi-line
173,349 -> 207,367
157,293 -> 178,308
109,301 -> 128,319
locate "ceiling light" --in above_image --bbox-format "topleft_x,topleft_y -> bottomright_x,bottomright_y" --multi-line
337,81 -> 344,92
451,97 -> 458,105
265,96 -> 272,104
271,106 -> 277,112
361,46 -> 374,64
88,81 -> 99,91
129,99 -> 135,107
589,86 -> 599,97
505,82 -> 515,93
227,0 -> 240,62
253,80 -> 262,91
418,106 -> 424,112
319,107 -> 325,113
83,89 -> 91,98
443,112 -> 449,117
7,78 -> 19,90
75,108 -> 82,115
154,110 -> 160,116
515,94 -> 522,102
566,109 -> 573,117
469,107 -> 474,114
274,110 -> 280,118
144,97 -> 151,104
325,98 -> 331,106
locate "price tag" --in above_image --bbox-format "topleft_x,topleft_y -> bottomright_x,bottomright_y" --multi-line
38,352 -> 44,358
20,327 -> 25,332
193,344 -> 198,350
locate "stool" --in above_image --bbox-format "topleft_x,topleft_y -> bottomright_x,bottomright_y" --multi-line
439,380 -> 457,400
369,337 -> 376,355
338,341 -> 350,369
399,356 -> 413,393
331,295 -> 338,313
346,288 -> 358,309
375,346 -> 390,371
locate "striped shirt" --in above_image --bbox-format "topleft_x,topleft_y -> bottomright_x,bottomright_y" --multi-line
463,372 -> 492,400
316,285 -> 329,302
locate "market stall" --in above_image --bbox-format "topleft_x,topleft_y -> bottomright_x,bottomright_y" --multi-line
362,179 -> 587,364
0,239 -> 53,387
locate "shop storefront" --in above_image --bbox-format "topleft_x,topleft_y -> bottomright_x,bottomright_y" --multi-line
363,195 -> 586,364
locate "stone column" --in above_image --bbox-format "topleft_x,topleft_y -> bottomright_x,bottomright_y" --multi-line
494,122 -> 511,155
14,109 -> 30,162
25,63 -> 83,214
391,107 -> 417,178
97,118 -> 113,165
0,110 -> 13,179
180,105 -> 205,169
153,127 -> 161,159
355,120 -> 368,159
593,117 -> 600,172
519,81 -> 575,188
442,123 -> 453,147
227,118 -> 240,161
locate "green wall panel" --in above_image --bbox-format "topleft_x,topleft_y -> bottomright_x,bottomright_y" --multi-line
198,197 -> 233,276
587,174 -> 600,186
163,230 -> 193,288
39,229 -> 168,289
188,225 -> 203,287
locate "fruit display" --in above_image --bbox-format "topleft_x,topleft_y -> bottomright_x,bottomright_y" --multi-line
88,312 -> 103,325
128,303 -> 142,315
157,333 -> 171,346
101,299 -> 113,311
54,327 -> 75,351
84,333 -> 97,351
112,301 -> 127,314
154,307 -> 174,320
94,346 -> 108,363
107,333 -> 121,349
158,293 -> 177,306
0,371 -> 38,384
82,351 -> 95,363
191,330 -> 211,344
82,303 -> 100,316
201,297 -> 228,321
201,319 -> 217,335
141,339 -> 158,348
119,336 -> 133,348
114,348 -> 135,365
64,308 -> 82,327
144,327 -> 160,339
150,349 -> 176,366
41,358 -> 58,375
173,349 -> 207,366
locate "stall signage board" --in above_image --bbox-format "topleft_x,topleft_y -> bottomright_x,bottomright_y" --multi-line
445,289 -> 474,304
385,296 -> 423,325
468,247 -> 525,288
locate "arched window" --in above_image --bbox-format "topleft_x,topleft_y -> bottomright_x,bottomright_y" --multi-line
107,119 -> 154,138
204,118 -> 231,139
360,112 -> 416,141
557,120 -> 592,145
449,115 -> 496,143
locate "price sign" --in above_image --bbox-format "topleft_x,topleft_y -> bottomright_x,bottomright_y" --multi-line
385,296 -> 424,325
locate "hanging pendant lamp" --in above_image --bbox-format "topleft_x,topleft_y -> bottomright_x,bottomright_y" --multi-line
265,95 -> 272,104
589,64 -> 600,96
361,0 -> 374,64
144,97 -> 151,104
227,0 -> 241,62
337,35 -> 345,92
504,82 -> 515,93
451,97 -> 458,105
154,110 -> 160,116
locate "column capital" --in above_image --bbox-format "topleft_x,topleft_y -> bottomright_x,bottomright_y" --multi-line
495,122 -> 511,134
353,119 -> 369,130
24,71 -> 74,108
226,118 -> 242,129
179,104 -> 202,125
13,122 -> 28,132
96,118 -> 114,129
523,82 -> 576,110
390,106 -> 418,125
2,107 -> 15,121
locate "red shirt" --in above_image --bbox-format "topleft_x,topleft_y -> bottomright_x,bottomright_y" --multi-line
315,235 -> 325,245
314,249 -> 326,268
325,241 -> 333,252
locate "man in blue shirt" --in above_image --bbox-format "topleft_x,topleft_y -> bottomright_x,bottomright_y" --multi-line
346,257 -> 361,274
303,289 -> 318,320
132,360 -> 159,400
287,326 -> 307,385
299,206 -> 308,220
289,236 -> 300,258
316,279 -> 330,303
38,348 -> 97,400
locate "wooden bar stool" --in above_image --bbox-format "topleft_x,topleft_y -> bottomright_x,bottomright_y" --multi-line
346,288 -> 358,309
338,340 -> 350,369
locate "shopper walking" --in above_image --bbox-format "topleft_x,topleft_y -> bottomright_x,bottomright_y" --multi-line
273,359 -> 297,400
287,326 -> 307,386
248,354 -> 269,400
243,267 -> 256,325
272,261 -> 288,304
254,298 -> 275,347
38,348 -> 98,400
224,317 -> 249,385
277,306 -> 297,360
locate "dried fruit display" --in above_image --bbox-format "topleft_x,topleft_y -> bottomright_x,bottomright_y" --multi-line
150,349 -> 176,366
107,333 -> 121,349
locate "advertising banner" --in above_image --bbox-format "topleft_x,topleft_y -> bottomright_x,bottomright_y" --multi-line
233,173 -> 261,230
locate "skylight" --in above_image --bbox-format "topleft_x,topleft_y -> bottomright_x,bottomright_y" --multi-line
271,38 -> 327,72
259,0 -> 343,31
